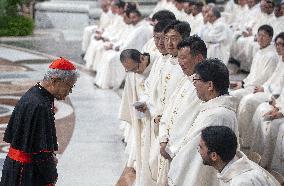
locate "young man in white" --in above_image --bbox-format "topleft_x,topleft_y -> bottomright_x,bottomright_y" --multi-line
157,35 -> 207,185
230,24 -> 279,103
199,126 -> 280,186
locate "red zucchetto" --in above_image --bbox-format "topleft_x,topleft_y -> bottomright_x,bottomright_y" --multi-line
49,57 -> 76,71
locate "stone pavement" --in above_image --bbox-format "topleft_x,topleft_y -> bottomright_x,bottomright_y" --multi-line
0,44 -> 127,185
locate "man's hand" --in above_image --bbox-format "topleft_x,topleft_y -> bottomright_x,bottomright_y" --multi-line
115,46 -> 120,51
263,106 -> 283,120
263,110 -> 283,120
160,142 -> 172,161
95,30 -> 102,34
253,86 -> 264,93
230,81 -> 242,90
94,34 -> 102,40
135,103 -> 148,113
104,43 -> 113,50
242,27 -> 252,37
154,115 -> 162,125
102,38 -> 109,42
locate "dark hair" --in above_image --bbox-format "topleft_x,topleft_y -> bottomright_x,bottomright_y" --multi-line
114,0 -> 126,9
129,9 -> 142,17
274,32 -> 284,43
201,126 -> 237,162
125,2 -> 137,13
258,24 -> 274,38
194,58 -> 229,95
151,10 -> 176,22
266,0 -> 275,6
120,49 -> 141,63
164,20 -> 191,39
177,35 -> 207,58
154,19 -> 175,33
193,2 -> 204,12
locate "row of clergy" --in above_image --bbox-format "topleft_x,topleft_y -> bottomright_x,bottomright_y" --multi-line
81,0 -> 284,90
116,17 -> 284,185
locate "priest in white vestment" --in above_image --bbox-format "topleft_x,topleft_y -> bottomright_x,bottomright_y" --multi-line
271,122 -> 284,175
89,12 -> 133,72
122,20 -> 173,186
230,0 -> 275,71
148,20 -> 191,121
230,25 -> 279,103
168,59 -> 239,186
118,49 -> 153,185
237,32 -> 284,148
200,7 -> 232,65
81,0 -> 113,54
188,2 -> 204,35
250,86 -> 284,169
198,126 -> 280,186
94,9 -> 153,89
157,36 -> 207,185
271,2 -> 284,37
222,0 -> 248,27
84,0 -> 125,69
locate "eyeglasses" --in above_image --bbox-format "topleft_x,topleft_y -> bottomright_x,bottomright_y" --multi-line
192,78 -> 203,81
275,42 -> 284,47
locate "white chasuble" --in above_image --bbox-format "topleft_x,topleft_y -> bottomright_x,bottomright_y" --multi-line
271,123 -> 284,175
217,151 -> 280,186
168,95 -> 238,186
156,76 -> 201,186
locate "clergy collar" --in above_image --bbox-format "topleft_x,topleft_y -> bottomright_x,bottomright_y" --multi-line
199,95 -> 237,113
169,56 -> 179,65
217,151 -> 253,182
36,82 -> 54,101
259,44 -> 273,51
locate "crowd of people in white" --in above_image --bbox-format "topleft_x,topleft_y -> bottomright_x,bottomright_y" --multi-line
81,0 -> 284,185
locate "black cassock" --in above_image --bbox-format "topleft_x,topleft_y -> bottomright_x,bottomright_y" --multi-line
1,83 -> 58,186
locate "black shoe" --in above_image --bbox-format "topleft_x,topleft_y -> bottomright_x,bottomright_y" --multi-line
81,53 -> 85,59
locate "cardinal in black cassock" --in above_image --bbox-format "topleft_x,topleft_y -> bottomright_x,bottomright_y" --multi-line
0,57 -> 78,186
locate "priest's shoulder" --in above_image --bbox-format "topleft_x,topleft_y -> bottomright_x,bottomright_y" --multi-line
22,85 -> 46,101
16,86 -> 49,108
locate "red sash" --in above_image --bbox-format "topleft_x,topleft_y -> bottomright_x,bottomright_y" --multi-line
7,147 -> 32,164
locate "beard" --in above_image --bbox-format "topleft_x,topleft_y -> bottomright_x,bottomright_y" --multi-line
202,156 -> 214,166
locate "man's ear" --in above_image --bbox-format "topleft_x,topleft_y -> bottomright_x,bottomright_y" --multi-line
210,152 -> 218,161
195,54 -> 204,63
140,55 -> 145,62
208,81 -> 214,91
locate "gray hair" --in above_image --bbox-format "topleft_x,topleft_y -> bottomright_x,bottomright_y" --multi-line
43,68 -> 80,82
211,7 -> 221,18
